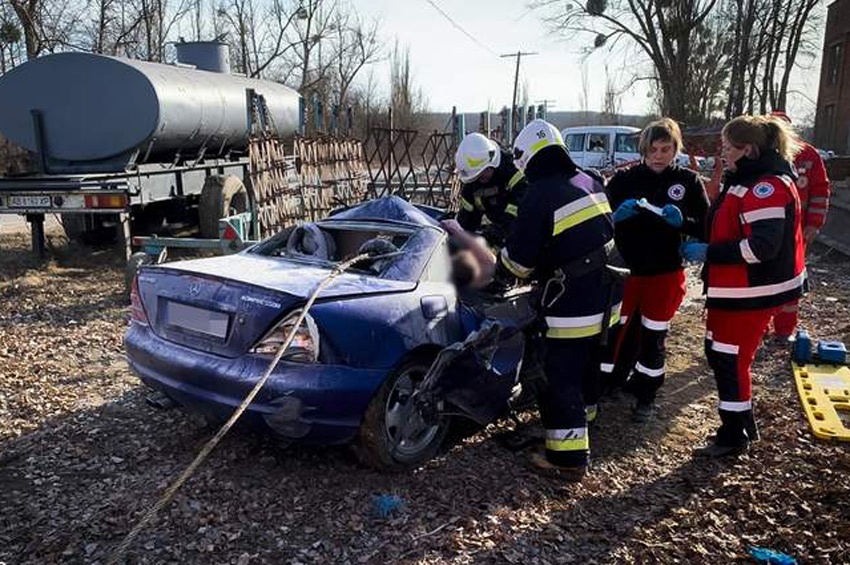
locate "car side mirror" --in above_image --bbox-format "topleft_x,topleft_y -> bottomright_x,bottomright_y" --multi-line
421,295 -> 448,320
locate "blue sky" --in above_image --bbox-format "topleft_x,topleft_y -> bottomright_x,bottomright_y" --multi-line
355,0 -> 823,121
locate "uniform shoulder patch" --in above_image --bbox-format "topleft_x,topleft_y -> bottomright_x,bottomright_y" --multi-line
667,183 -> 686,201
752,182 -> 775,199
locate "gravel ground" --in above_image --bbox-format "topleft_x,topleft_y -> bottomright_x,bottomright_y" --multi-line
0,231 -> 848,565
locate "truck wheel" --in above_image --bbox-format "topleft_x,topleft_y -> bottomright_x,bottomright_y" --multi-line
198,175 -> 248,239
124,252 -> 154,300
354,354 -> 449,471
61,213 -> 118,245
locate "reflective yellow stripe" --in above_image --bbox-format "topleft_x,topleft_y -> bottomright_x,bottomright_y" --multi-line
460,197 -> 475,212
546,310 -> 621,339
500,247 -> 533,278
546,427 -> 588,452
508,170 -> 524,189
546,436 -> 589,451
474,196 -> 484,210
505,203 -> 518,216
466,156 -> 486,167
553,201 -> 612,236
530,139 -> 550,153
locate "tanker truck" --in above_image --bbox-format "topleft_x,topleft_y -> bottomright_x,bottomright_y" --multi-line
0,41 -> 302,256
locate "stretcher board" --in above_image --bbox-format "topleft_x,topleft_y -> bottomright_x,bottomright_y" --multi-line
792,362 -> 850,441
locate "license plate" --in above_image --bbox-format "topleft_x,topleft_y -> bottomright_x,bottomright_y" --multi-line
165,301 -> 230,339
8,195 -> 52,208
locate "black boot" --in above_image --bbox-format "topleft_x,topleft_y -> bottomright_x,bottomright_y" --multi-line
694,410 -> 750,458
743,407 -> 760,442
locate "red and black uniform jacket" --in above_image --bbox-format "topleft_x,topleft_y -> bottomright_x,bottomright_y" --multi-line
794,143 -> 830,230
607,163 -> 709,276
704,152 -> 806,310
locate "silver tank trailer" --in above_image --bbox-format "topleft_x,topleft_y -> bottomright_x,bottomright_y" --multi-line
0,49 -> 301,168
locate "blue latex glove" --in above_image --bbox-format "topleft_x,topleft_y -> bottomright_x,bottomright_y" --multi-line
662,204 -> 683,228
612,199 -> 639,223
680,241 -> 708,263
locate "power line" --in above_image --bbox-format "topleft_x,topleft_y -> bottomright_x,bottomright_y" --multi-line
422,0 -> 499,57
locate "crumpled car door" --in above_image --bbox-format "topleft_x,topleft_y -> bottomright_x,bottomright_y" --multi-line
413,319 -> 527,426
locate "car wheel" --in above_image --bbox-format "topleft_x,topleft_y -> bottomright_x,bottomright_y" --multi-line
355,354 -> 448,471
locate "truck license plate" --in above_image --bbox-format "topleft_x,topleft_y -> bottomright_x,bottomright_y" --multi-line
8,195 -> 51,208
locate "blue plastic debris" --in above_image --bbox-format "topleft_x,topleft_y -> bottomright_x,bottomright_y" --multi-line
817,340 -> 847,364
792,329 -> 811,363
372,494 -> 405,518
749,547 -> 797,565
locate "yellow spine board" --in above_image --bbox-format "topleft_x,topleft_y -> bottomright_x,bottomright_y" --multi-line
792,362 -> 850,441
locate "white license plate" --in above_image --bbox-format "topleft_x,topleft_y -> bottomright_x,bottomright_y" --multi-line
166,301 -> 230,339
8,195 -> 52,208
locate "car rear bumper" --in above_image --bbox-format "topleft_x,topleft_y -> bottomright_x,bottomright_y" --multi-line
124,324 -> 388,444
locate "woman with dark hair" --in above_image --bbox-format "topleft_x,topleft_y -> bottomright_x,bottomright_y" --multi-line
601,118 -> 709,422
681,115 -> 806,457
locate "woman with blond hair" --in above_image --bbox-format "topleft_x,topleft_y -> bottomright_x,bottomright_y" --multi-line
601,118 -> 709,422
681,115 -> 806,457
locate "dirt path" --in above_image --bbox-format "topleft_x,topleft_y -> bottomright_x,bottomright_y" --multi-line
0,234 -> 848,564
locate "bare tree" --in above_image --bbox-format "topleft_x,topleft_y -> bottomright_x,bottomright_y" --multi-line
534,0 -> 719,123
0,12 -> 23,73
329,5 -> 382,110
600,67 -> 621,125
390,41 -> 426,128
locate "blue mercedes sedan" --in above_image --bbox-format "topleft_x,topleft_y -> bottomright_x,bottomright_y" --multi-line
125,197 -> 534,470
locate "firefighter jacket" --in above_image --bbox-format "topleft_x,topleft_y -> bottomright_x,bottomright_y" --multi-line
457,149 -> 528,238
499,149 -> 617,339
704,152 -> 806,311
607,163 -> 710,276
794,142 -> 830,230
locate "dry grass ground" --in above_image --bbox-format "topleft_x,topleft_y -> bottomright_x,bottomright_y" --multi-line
0,231 -> 848,564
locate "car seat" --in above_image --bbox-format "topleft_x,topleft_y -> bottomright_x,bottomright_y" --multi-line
286,223 -> 337,260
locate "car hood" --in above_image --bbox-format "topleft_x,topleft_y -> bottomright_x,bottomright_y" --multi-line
161,253 -> 418,298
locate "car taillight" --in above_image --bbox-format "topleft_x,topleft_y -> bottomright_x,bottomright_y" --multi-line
130,275 -> 149,326
252,310 -> 320,362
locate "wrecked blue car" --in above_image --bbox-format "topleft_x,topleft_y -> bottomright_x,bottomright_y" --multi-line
125,196 -> 537,470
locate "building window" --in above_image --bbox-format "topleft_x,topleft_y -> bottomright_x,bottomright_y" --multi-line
823,104 -> 836,148
828,43 -> 843,86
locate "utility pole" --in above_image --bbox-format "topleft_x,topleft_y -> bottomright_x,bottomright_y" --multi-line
501,51 -> 538,141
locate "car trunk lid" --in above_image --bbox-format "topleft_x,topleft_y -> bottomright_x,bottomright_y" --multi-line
136,254 -> 416,358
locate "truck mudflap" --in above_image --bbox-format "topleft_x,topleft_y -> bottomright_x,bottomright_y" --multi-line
412,320 -> 526,427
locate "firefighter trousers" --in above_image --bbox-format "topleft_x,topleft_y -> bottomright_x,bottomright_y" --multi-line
539,272 -> 621,467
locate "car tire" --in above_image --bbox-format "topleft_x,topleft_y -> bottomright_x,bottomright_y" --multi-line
354,354 -> 449,472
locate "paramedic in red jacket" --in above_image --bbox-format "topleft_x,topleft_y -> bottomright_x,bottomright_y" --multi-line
769,111 -> 830,339
681,115 -> 806,457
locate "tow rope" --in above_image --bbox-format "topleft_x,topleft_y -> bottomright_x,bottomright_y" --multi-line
107,253 -> 370,564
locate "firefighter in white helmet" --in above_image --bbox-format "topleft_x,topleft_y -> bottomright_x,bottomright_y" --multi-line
454,132 -> 528,247
497,119 -> 625,480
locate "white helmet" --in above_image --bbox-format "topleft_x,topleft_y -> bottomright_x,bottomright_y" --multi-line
512,119 -> 567,172
455,133 -> 502,183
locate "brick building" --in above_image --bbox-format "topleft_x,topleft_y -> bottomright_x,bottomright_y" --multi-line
815,0 -> 850,154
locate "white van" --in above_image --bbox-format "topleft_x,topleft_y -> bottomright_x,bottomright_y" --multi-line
560,126 -> 641,170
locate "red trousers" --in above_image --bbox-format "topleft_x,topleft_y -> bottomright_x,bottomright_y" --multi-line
601,269 -> 686,403
772,300 -> 798,338
705,308 -> 776,409
771,240 -> 806,337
